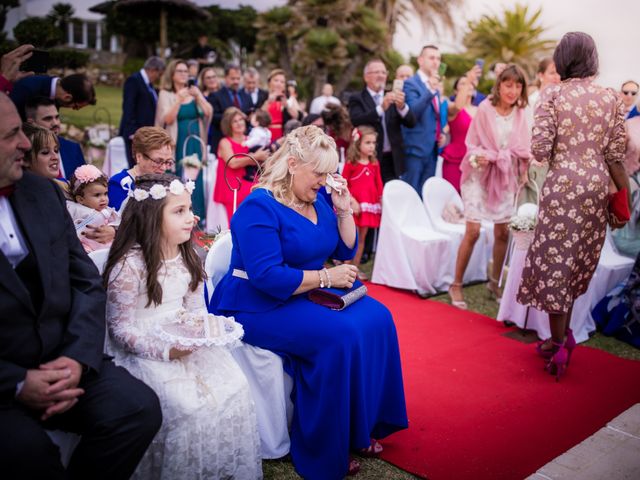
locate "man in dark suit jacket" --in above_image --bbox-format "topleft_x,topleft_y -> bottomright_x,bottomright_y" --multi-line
243,67 -> 268,113
349,59 -> 416,183
210,63 -> 252,152
25,97 -> 86,179
10,73 -> 96,121
0,93 -> 161,479
119,56 -> 166,167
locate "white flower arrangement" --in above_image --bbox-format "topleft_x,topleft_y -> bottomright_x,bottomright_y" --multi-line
180,154 -> 203,169
128,180 -> 196,202
508,214 -> 537,232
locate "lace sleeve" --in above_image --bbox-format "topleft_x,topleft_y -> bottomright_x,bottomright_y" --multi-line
106,253 -> 172,361
183,279 -> 208,315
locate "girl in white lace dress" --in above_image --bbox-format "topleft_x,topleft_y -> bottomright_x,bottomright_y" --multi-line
103,173 -> 262,480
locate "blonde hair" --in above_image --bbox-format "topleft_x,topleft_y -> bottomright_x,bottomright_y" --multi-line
253,125 -> 338,204
22,123 -> 59,168
160,59 -> 187,92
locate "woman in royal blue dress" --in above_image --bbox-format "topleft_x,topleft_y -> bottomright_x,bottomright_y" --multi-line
210,125 -> 407,479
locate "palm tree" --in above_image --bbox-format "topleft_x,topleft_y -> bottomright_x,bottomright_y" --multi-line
366,0 -> 463,47
47,3 -> 75,42
463,3 -> 556,77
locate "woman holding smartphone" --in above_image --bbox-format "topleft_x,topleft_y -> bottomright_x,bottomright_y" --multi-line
155,59 -> 212,222
262,69 -> 302,141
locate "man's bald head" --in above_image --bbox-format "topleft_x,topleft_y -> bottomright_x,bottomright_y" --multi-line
0,92 -> 31,187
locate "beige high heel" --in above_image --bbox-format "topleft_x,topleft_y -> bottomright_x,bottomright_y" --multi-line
486,277 -> 503,303
448,282 -> 468,309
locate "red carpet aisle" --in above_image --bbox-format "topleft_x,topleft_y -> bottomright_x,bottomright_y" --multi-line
366,283 -> 640,480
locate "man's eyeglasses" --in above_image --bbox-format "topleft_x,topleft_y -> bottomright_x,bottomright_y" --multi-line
142,153 -> 175,168
622,90 -> 638,96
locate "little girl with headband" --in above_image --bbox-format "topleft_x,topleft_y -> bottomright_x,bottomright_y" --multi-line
67,164 -> 120,252
102,173 -> 261,480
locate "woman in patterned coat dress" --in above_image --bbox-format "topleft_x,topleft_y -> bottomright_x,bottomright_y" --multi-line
517,32 -> 630,379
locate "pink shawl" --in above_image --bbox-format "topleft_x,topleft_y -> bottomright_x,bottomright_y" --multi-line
460,99 -> 531,209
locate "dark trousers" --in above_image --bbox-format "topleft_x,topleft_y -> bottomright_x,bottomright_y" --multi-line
380,151 -> 397,184
0,359 -> 162,480
124,137 -> 135,168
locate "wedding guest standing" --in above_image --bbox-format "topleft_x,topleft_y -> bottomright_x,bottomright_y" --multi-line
448,65 -> 531,309
243,67 -> 268,112
442,76 -> 477,193
210,126 -> 407,480
0,92 -> 161,479
155,59 -> 212,222
621,80 -> 639,120
262,69 -> 302,141
119,56 -> 165,167
518,32 -> 630,380
210,63 -> 251,152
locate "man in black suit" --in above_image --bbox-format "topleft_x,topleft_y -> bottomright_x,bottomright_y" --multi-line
119,56 -> 166,167
0,93 -> 161,479
210,63 -> 252,152
243,67 -> 268,112
348,58 -> 416,183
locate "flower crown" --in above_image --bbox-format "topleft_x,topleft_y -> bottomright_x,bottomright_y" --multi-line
72,165 -> 106,193
128,179 -> 195,202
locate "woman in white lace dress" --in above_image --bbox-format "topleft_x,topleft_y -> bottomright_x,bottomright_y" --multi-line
103,173 -> 262,480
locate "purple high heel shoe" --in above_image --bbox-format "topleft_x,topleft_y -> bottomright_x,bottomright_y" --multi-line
537,328 -> 577,363
544,340 -> 568,382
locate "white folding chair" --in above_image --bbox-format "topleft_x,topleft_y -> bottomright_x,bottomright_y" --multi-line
102,137 -> 128,177
371,180 -> 453,295
422,177 -> 489,286
204,231 -> 293,458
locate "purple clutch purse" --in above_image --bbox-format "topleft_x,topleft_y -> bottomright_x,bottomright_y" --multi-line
307,281 -> 368,311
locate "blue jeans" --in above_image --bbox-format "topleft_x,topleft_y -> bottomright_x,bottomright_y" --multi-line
401,153 -> 437,196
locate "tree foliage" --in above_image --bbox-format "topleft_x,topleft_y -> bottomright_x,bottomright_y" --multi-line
255,0 -> 388,97
463,3 -> 555,78
47,2 -> 75,40
13,17 -> 63,48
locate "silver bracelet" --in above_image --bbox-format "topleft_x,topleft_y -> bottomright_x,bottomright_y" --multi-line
336,208 -> 354,218
318,270 -> 325,288
323,267 -> 332,288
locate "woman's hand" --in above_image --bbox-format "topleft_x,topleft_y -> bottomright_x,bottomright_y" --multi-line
475,155 -> 489,168
169,347 -> 192,360
328,174 -> 351,212
327,264 -> 359,289
608,213 -> 628,230
350,197 -> 361,215
177,87 -> 190,101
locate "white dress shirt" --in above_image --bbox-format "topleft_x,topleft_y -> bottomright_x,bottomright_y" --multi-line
366,88 -> 409,153
0,196 -> 28,268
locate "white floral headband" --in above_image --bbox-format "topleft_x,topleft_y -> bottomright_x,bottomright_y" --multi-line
128,179 -> 195,202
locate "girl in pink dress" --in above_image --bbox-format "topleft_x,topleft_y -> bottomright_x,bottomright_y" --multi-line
342,126 -> 383,278
67,165 -> 119,252
442,76 -> 477,193
214,107 -> 268,226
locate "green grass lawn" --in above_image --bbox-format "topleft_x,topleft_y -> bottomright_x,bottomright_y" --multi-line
61,84 -> 123,130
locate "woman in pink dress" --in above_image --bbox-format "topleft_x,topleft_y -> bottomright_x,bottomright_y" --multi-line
517,32 -> 630,380
442,76 -> 477,193
448,65 -> 531,310
214,107 -> 268,225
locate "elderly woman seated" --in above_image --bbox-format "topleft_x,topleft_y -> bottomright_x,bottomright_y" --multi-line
209,125 -> 408,480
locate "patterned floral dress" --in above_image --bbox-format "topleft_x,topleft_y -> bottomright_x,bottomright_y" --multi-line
517,78 -> 627,313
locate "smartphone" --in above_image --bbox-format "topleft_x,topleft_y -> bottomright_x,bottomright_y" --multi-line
20,49 -> 49,74
475,58 -> 485,70
392,79 -> 404,92
438,62 -> 447,78
187,78 -> 196,88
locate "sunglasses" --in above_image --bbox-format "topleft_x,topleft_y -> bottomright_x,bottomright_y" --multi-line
622,90 -> 638,96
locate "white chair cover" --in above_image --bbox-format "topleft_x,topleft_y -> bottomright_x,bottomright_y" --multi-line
204,231 -> 292,458
497,230 -> 634,343
102,136 -> 129,177
435,155 -> 444,178
422,177 -> 489,286
203,157 -> 229,233
371,180 -> 453,295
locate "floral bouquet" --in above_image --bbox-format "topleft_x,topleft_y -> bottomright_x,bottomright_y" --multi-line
509,207 -> 537,250
180,154 -> 203,181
